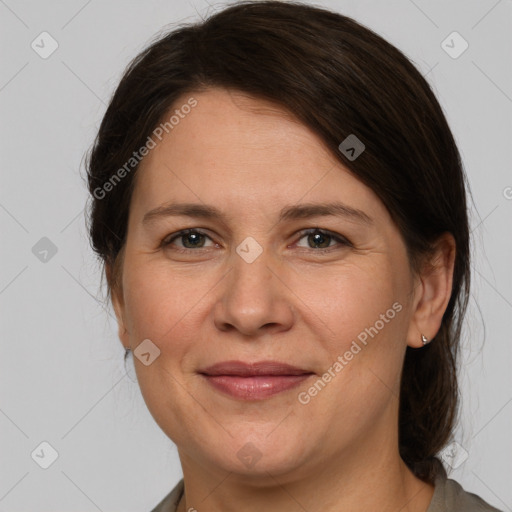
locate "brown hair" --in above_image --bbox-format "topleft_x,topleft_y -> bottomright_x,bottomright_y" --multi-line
85,0 -> 470,484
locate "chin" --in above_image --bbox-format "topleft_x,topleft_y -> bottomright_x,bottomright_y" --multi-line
196,428 -> 311,480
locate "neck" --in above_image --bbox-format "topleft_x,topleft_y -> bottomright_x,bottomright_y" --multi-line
176,445 -> 434,512
175,393 -> 435,512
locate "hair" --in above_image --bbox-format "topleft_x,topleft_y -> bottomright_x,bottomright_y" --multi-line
85,0 -> 470,484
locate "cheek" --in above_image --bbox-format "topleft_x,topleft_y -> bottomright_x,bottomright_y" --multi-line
122,259 -> 211,343
292,270 -> 406,441
121,262 -> 212,440
292,259 -> 401,346
294,260 -> 407,402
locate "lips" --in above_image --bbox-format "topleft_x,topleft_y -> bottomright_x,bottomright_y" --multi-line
199,360 -> 314,400
200,360 -> 312,376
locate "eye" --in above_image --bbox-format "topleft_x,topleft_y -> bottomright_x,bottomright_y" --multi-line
294,228 -> 352,251
161,227 -> 352,253
162,229 -> 216,251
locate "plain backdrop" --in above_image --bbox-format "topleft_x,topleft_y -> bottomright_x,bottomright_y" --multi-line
1,0 -> 511,510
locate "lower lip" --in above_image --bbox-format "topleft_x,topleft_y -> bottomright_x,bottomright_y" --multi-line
202,374 -> 313,400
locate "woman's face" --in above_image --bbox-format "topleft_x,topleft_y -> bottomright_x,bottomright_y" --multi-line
112,87 -> 425,479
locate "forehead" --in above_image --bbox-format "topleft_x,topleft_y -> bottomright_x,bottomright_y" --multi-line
154,88 -> 333,165
130,88 -> 386,222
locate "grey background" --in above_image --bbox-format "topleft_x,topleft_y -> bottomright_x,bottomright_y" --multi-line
1,0 -> 511,510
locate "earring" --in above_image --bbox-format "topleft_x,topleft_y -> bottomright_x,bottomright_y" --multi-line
421,334 -> 430,346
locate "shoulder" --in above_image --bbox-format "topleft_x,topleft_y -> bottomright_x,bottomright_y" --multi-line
428,475 -> 504,512
150,479 -> 184,512
149,476 -> 505,512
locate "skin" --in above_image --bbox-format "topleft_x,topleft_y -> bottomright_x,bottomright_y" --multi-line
110,87 -> 456,512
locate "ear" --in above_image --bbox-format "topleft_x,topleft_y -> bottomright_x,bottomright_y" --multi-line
106,261 -> 131,350
406,232 -> 456,348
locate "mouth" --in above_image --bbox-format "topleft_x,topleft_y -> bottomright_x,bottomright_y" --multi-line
198,360 -> 315,400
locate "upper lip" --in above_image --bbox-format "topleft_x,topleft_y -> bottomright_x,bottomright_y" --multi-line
199,360 -> 313,376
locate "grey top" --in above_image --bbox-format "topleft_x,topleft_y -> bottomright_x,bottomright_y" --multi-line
150,474 -> 504,512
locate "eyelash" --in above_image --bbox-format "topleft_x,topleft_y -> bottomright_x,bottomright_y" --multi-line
161,228 -> 352,254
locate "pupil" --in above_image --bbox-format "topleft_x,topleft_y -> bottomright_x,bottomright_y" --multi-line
184,232 -> 203,248
310,231 -> 330,248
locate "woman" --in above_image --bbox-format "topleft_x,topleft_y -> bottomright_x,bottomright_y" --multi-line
85,1 -> 503,511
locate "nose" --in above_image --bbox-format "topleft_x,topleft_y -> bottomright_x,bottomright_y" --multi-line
213,245 -> 295,337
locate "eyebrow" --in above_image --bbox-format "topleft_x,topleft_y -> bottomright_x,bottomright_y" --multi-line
142,201 -> 373,227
